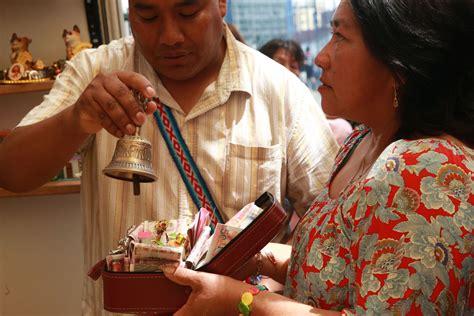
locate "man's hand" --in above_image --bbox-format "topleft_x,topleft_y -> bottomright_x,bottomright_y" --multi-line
72,71 -> 158,138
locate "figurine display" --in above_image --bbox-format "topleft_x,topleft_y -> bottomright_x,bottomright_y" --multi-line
1,30 -> 72,83
62,25 -> 92,60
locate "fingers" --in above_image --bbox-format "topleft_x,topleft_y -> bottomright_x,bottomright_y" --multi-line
92,87 -> 136,136
89,97 -> 125,138
116,72 -> 155,99
163,266 -> 199,288
103,76 -> 144,128
74,71 -> 158,137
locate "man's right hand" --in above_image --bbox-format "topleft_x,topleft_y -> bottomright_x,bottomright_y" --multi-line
72,71 -> 157,138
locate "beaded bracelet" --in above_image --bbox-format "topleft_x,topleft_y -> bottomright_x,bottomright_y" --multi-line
238,284 -> 268,316
245,250 -> 276,285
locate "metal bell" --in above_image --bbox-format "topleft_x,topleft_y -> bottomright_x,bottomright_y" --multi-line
103,91 -> 157,195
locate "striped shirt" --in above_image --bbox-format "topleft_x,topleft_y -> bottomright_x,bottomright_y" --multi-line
18,27 -> 338,315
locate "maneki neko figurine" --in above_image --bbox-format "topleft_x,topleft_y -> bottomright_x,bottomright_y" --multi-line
62,25 -> 92,60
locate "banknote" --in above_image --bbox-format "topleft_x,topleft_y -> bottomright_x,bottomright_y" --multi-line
226,202 -> 264,230
202,223 -> 242,264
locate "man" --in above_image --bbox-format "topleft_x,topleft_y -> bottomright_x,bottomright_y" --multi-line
0,0 -> 337,314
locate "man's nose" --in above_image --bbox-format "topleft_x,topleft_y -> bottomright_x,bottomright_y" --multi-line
159,18 -> 185,46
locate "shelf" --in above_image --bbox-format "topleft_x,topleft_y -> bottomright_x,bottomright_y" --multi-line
0,80 -> 54,95
0,180 -> 80,198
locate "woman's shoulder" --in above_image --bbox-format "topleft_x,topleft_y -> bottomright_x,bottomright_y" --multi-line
376,137 -> 474,173
367,137 -> 473,206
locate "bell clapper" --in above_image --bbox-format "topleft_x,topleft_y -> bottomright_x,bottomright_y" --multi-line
133,174 -> 140,196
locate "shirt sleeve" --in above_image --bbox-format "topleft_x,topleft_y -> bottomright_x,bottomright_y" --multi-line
285,80 -> 338,216
17,50 -> 95,128
345,140 -> 474,315
15,49 -> 104,153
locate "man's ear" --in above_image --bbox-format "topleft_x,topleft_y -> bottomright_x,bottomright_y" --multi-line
219,0 -> 227,18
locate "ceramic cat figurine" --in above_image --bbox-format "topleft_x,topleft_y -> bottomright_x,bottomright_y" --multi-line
62,25 -> 92,60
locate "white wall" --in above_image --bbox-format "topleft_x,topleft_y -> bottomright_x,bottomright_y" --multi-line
0,1 -> 89,315
0,195 -> 83,316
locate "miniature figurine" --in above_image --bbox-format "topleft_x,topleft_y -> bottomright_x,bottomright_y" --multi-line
62,25 -> 92,60
10,33 -> 33,68
9,33 -> 45,71
7,63 -> 24,81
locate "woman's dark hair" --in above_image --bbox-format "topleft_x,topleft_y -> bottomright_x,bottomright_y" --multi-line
350,0 -> 474,146
287,40 -> 305,69
259,39 -> 305,69
259,39 -> 287,58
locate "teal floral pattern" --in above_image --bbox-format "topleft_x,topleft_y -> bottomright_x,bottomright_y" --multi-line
284,126 -> 474,315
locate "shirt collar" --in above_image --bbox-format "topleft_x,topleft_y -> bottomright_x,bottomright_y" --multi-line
133,23 -> 252,119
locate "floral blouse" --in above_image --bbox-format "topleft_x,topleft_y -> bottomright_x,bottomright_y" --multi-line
284,126 -> 474,315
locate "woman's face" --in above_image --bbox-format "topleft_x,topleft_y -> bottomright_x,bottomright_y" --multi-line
315,0 -> 396,125
273,47 -> 301,76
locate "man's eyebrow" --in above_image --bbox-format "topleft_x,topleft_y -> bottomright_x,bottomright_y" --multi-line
133,3 -> 154,10
176,0 -> 199,6
133,0 -> 198,10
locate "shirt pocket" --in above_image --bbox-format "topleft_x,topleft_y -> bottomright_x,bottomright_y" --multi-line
222,143 -> 282,217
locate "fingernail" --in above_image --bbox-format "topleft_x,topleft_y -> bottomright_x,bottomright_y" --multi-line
145,86 -> 155,97
126,124 -> 135,135
135,112 -> 145,124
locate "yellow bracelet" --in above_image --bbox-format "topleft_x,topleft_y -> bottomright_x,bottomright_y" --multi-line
238,284 -> 268,316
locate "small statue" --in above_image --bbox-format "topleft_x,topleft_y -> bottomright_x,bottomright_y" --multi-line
9,33 -> 45,73
62,25 -> 92,60
10,33 -> 33,68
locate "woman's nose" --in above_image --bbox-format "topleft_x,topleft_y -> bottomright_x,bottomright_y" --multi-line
314,46 -> 330,70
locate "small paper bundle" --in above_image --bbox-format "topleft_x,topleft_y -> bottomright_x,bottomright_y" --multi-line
107,202 -> 265,272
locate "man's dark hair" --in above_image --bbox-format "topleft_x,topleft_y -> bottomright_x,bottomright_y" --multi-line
350,0 -> 474,145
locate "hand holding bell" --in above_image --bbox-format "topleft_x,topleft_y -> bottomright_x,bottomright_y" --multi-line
103,90 -> 158,195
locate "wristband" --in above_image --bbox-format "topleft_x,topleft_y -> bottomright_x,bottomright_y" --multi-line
245,249 -> 276,285
238,284 -> 268,316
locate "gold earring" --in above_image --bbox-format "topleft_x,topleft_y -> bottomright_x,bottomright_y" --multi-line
393,87 -> 399,108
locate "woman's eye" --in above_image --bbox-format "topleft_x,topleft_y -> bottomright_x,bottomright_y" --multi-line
331,31 -> 344,41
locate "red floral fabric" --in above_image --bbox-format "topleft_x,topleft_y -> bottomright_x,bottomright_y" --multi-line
284,126 -> 474,315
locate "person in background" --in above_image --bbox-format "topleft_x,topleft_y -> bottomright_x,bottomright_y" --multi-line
259,39 -> 304,77
260,38 -> 353,145
164,0 -> 474,314
0,0 -> 338,314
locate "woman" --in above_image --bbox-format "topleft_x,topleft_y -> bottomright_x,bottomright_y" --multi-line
259,38 -> 305,77
164,0 -> 474,314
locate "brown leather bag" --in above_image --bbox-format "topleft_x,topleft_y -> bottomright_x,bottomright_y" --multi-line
88,192 -> 287,315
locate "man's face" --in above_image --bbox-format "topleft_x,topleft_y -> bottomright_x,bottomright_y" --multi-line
129,0 -> 227,82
